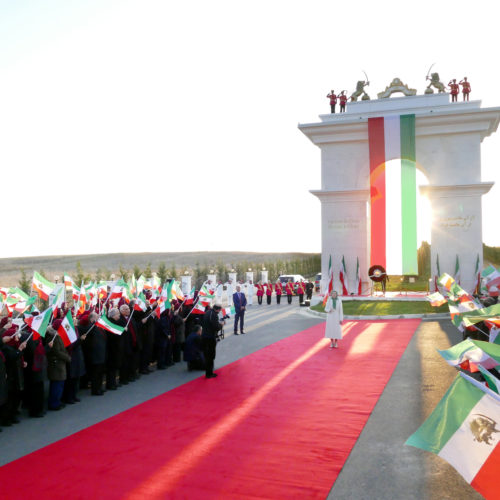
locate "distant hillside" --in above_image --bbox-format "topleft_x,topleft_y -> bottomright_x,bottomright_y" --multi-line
484,244 -> 500,267
0,251 -> 320,287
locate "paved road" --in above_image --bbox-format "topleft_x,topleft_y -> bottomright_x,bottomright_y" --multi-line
0,305 -> 481,499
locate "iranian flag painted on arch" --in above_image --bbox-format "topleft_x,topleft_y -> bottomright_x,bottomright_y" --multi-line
368,114 -> 417,275
406,373 -> 500,499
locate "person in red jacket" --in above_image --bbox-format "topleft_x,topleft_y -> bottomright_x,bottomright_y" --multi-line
285,280 -> 294,304
448,79 -> 459,102
256,282 -> 265,305
339,91 -> 347,113
265,282 -> 273,305
327,90 -> 337,113
275,280 -> 283,305
296,280 -> 306,305
459,77 -> 471,101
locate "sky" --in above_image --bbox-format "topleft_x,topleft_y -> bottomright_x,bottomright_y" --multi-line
1,0 -> 499,258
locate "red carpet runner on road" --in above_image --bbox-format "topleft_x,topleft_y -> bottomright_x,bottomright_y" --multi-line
0,319 -> 420,499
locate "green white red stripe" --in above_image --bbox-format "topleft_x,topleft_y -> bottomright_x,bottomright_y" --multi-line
437,339 -> 500,371
96,315 -> 125,335
221,306 -> 235,316
57,311 -> 78,347
355,257 -> 362,295
32,272 -> 55,300
406,373 -> 500,499
426,292 -> 447,307
368,114 -> 417,275
339,256 -> 348,296
24,307 -> 52,339
477,364 -> 500,394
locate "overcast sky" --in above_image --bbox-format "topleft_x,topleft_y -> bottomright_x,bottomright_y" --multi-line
1,0 -> 499,258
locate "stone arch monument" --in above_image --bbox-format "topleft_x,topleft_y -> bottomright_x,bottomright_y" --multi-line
299,92 -> 500,293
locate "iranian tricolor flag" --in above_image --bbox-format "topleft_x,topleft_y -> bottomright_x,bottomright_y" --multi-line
50,286 -> 65,318
160,281 -> 174,302
368,114 -> 417,275
24,307 -> 52,339
461,303 -> 500,329
155,298 -> 171,319
454,254 -> 461,285
192,300 -> 207,315
184,287 -> 196,305
109,284 -> 124,301
426,292 -> 447,307
355,257 -> 362,296
482,265 -> 500,291
57,311 -> 78,347
199,285 -> 214,297
221,306 -> 235,316
97,282 -> 108,300
323,254 -> 334,306
32,272 -> 55,301
406,373 -> 500,499
477,364 -> 500,395
437,339 -> 500,372
63,273 -> 74,291
473,254 -> 481,295
134,292 -> 148,312
434,254 -> 441,292
97,315 -> 125,335
172,281 -> 184,301
77,284 -> 87,315
339,256 -> 349,296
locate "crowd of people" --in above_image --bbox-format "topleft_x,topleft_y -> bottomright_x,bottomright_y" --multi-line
0,274 -> 318,431
0,287 -> 229,430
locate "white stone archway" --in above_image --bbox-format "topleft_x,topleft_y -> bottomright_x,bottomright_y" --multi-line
299,93 -> 500,293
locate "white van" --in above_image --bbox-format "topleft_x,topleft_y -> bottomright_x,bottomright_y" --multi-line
278,275 -> 306,291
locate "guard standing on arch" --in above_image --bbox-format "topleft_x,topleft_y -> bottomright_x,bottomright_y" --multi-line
339,91 -> 347,113
460,77 -> 471,101
327,90 -> 337,113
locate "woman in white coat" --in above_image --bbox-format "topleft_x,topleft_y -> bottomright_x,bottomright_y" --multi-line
324,290 -> 343,348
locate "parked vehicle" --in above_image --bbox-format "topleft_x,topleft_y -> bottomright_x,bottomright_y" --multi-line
278,275 -> 306,294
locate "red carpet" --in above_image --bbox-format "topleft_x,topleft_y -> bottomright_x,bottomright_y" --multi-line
0,319 -> 420,499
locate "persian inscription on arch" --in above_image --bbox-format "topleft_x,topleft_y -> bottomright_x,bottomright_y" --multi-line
328,217 -> 361,232
436,215 -> 475,231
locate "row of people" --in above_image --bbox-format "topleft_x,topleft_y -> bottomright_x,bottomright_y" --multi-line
253,280 -> 314,305
0,293 -> 214,429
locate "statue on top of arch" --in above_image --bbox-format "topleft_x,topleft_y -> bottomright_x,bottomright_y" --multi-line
425,72 -> 447,94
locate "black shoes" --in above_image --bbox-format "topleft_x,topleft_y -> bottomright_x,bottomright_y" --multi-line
234,332 -> 240,335
206,373 -> 218,379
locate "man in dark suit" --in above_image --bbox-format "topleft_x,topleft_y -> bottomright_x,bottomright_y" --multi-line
233,285 -> 247,335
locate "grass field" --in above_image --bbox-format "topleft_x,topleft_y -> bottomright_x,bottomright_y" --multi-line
311,300 -> 449,316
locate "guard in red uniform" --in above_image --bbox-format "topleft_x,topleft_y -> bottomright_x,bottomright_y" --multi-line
285,281 -> 294,304
327,90 -> 337,113
459,77 -> 471,101
265,282 -> 273,305
275,280 -> 283,305
256,282 -> 265,305
296,280 -> 306,305
339,91 -> 347,113
448,79 -> 459,102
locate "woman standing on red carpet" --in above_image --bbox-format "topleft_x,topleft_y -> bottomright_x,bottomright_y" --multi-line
324,291 -> 343,348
